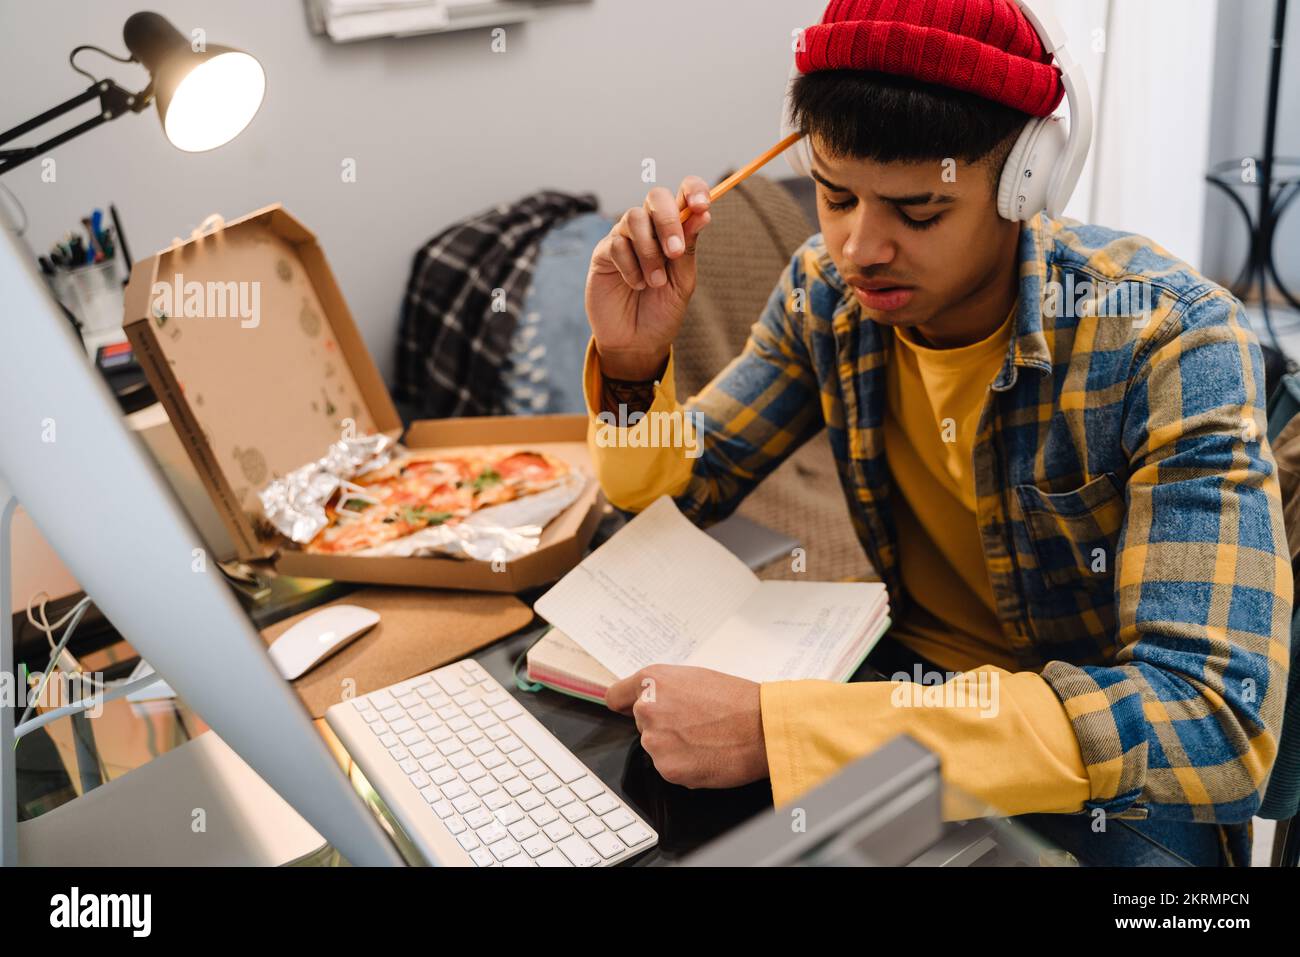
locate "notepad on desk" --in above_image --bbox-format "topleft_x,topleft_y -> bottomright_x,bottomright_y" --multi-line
530,496 -> 891,702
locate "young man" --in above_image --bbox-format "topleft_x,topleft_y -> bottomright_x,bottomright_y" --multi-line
582,0 -> 1291,867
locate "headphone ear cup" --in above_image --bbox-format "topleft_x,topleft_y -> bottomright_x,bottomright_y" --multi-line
997,116 -> 1067,221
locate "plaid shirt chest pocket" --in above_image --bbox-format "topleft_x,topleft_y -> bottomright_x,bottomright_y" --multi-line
1013,471 -> 1126,589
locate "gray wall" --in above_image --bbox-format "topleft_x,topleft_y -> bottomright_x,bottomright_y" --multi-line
1202,0 -> 1300,296
0,0 -> 824,381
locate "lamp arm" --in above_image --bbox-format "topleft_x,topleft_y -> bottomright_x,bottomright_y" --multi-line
0,79 -> 152,177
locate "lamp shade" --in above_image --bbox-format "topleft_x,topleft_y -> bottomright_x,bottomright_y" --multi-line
123,12 -> 265,153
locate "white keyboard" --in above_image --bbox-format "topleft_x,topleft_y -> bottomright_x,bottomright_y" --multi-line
325,658 -> 658,866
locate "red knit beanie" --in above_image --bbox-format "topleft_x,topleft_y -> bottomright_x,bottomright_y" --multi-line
796,0 -> 1064,117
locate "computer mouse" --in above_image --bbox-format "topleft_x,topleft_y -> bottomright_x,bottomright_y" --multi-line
268,604 -> 381,680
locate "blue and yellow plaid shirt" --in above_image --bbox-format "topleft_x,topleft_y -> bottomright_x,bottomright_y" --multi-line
591,214 -> 1292,863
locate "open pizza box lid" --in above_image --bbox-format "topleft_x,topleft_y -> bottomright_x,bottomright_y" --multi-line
122,204 -> 602,593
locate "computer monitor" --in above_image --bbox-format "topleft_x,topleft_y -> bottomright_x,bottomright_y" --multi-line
0,212 -> 403,866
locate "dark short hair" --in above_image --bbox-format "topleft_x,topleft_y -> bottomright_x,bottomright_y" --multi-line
789,70 -> 1030,183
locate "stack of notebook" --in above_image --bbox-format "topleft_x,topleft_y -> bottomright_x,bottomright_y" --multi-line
530,496 -> 891,703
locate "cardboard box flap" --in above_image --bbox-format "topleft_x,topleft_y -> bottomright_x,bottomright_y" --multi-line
124,204 -> 401,559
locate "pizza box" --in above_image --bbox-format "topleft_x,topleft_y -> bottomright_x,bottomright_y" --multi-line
122,204 -> 603,593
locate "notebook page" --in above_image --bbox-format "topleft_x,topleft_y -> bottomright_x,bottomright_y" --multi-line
684,580 -> 887,682
534,496 -> 758,678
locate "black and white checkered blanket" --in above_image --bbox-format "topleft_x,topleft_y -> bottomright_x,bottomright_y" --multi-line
393,190 -> 598,418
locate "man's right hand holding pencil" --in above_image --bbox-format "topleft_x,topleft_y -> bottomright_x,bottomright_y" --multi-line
585,176 -> 713,388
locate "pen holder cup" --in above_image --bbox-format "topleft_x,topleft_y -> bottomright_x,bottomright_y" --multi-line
50,259 -> 124,337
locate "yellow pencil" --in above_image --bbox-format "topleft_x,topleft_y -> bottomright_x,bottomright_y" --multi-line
679,131 -> 805,223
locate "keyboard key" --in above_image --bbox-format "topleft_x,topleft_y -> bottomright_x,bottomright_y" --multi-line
520,761 -> 547,780
457,833 -> 479,851
485,725 -> 510,742
508,819 -> 538,841
452,691 -> 474,707
465,701 -> 487,718
522,833 -> 552,858
409,771 -> 430,789
448,752 -> 474,770
530,805 -> 559,828
498,736 -> 522,754
437,740 -> 464,757
476,822 -> 507,845
428,727 -> 453,744
543,820 -> 573,842
431,800 -> 454,819
489,838 -> 521,862
587,793 -> 619,816
398,729 -> 423,746
407,703 -> 431,721
469,739 -> 495,757
504,854 -> 535,866
504,778 -> 531,797
396,693 -> 420,709
457,728 -> 483,745
535,849 -> 571,867
571,777 -> 603,801
547,787 -> 574,807
534,775 -> 562,795
492,764 -> 520,784
492,700 -> 525,721
419,752 -> 446,772
471,777 -> 498,797
560,803 -> 590,824
441,780 -> 468,800
389,717 -> 415,735
417,684 -> 442,700
557,835 -> 600,867
447,716 -> 471,733
431,766 -> 457,786
380,705 -> 403,723
452,794 -> 481,814
506,715 -> 587,783
481,751 -> 507,770
398,758 -> 418,775
576,817 -> 605,839
617,823 -> 654,848
410,740 -> 435,759
420,784 -> 441,804
379,733 -> 398,749
484,791 -> 512,811
602,809 -> 634,831
445,816 -> 467,835
369,691 -> 396,710
388,746 -> 409,762
496,804 -> 525,827
474,714 -> 498,730
434,669 -> 466,696
470,847 -> 494,867
589,831 -> 627,860
464,808 -> 493,829
461,762 -> 487,783
482,691 -> 508,707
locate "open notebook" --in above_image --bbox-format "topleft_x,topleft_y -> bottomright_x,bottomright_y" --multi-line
530,496 -> 890,702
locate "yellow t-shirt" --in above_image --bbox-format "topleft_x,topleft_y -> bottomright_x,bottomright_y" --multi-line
883,309 -> 1018,673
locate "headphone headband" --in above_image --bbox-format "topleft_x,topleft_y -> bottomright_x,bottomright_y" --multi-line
781,0 -> 1093,220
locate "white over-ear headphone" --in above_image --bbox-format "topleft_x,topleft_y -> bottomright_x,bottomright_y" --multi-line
780,0 -> 1093,222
